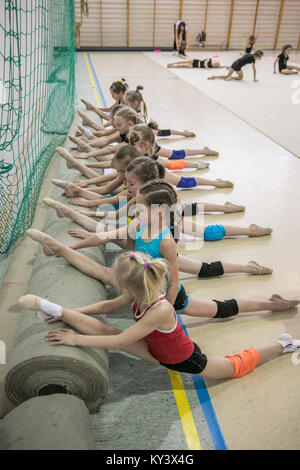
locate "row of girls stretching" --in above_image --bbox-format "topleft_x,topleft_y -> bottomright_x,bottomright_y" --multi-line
19,77 -> 300,383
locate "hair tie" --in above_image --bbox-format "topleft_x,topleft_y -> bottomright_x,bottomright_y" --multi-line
144,262 -> 150,269
130,252 -> 135,259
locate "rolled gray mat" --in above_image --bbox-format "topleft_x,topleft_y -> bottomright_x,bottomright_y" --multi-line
0,394 -> 94,450
4,163 -> 110,413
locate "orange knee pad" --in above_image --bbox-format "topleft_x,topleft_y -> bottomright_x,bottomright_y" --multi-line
225,347 -> 260,378
168,160 -> 187,170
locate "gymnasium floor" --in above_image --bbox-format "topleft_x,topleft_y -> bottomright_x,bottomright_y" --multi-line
77,50 -> 300,450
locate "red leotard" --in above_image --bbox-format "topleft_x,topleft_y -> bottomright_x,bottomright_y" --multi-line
132,295 -> 194,364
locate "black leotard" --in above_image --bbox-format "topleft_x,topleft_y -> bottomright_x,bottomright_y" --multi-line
231,53 -> 255,71
277,53 -> 289,72
192,58 -> 212,68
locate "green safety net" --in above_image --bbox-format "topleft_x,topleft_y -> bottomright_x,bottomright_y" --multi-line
0,0 -> 75,253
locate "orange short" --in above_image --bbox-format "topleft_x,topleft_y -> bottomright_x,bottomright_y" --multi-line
225,347 -> 260,378
168,160 -> 187,170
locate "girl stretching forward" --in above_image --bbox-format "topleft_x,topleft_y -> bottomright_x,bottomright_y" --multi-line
18,251 -> 300,380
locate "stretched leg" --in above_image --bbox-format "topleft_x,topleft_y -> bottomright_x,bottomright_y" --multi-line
222,224 -> 273,237
165,170 -> 233,188
73,145 -> 120,160
43,199 -> 129,250
56,147 -> 100,179
69,136 -> 93,153
201,332 -> 300,380
182,294 -> 299,319
51,179 -> 108,200
170,129 -> 196,137
185,147 -> 219,157
43,198 -> 99,231
202,201 -> 245,213
77,110 -> 104,131
167,61 -> 193,68
26,229 -> 113,284
178,255 -> 272,277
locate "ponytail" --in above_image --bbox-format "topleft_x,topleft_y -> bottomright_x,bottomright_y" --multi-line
126,156 -> 166,183
125,86 -> 148,122
112,251 -> 168,305
147,119 -> 158,131
110,78 -> 129,95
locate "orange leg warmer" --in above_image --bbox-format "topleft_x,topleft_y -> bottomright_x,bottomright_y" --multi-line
225,348 -> 261,378
168,160 -> 187,170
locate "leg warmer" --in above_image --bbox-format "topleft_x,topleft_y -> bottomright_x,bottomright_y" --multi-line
170,149 -> 186,160
198,261 -> 224,278
225,348 -> 261,378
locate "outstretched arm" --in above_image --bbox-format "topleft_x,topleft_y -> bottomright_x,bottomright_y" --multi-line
75,295 -> 130,315
46,302 -> 172,349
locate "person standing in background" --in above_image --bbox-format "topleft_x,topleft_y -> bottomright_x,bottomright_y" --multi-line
173,21 -> 188,58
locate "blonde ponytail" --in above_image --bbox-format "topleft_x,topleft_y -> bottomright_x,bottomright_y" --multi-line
112,252 -> 168,305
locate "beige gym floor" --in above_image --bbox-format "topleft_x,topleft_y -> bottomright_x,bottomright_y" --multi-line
89,50 -> 300,450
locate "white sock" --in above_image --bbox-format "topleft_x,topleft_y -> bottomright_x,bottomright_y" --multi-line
277,339 -> 291,352
39,298 -> 63,318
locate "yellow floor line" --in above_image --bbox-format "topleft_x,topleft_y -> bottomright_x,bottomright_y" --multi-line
83,52 -> 102,107
168,371 -> 202,450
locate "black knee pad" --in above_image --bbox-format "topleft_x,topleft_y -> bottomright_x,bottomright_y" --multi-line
198,261 -> 224,278
182,202 -> 198,217
212,299 -> 239,318
157,129 -> 171,137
